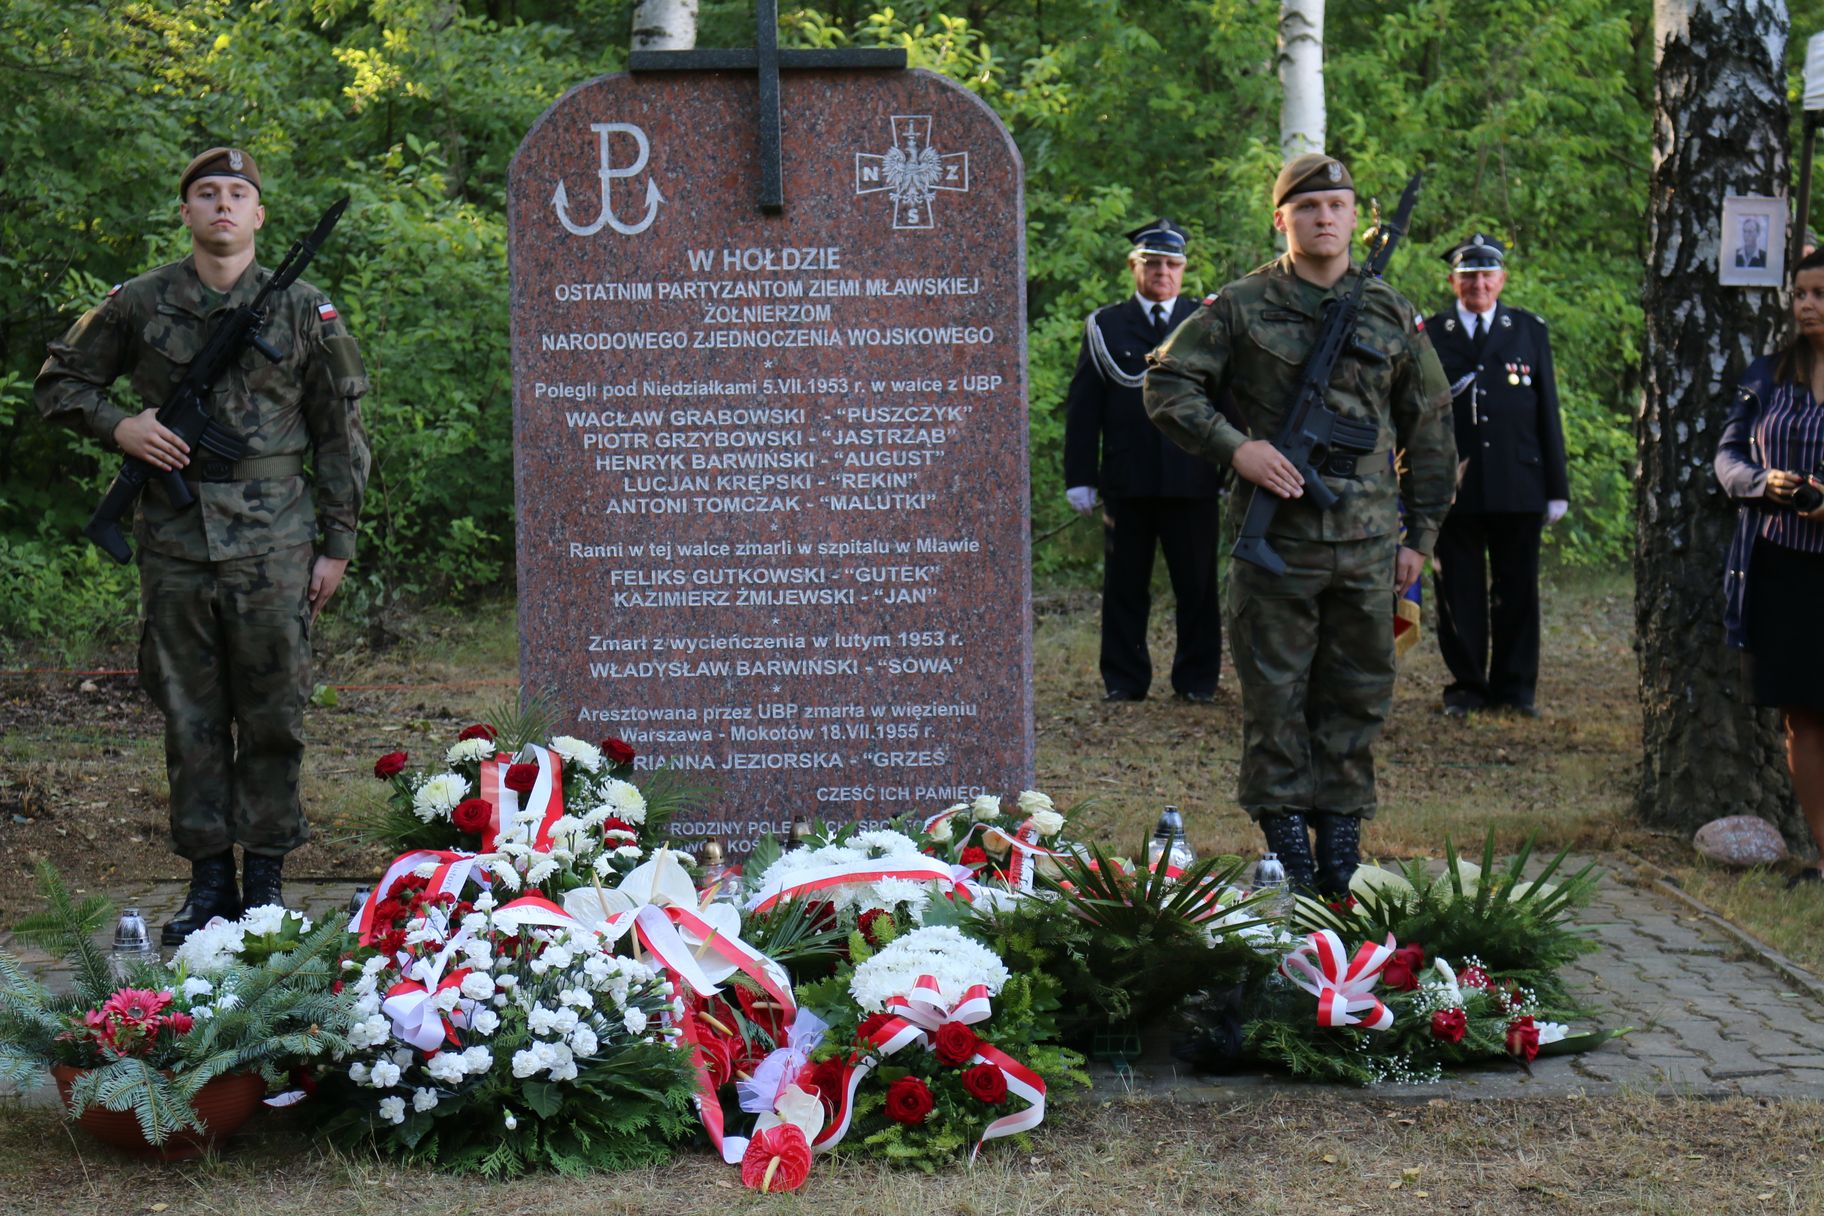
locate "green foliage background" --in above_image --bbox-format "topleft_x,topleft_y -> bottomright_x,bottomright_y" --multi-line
4,0 -> 1819,650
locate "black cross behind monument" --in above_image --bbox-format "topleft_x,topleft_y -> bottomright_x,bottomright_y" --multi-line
628,0 -> 906,213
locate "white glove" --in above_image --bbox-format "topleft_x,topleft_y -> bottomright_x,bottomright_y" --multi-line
1067,486 -> 1099,516
1545,499 -> 1569,524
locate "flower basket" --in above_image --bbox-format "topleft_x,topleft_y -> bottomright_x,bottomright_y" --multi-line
51,1064 -> 266,1160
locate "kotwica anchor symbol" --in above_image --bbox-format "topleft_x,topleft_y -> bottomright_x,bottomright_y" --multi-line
553,122 -> 666,236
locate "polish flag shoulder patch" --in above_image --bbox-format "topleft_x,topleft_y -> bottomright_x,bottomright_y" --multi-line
107,283 -> 123,298
1413,315 -> 1425,332
317,301 -> 339,322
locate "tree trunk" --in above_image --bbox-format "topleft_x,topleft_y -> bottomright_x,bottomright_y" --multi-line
632,0 -> 698,51
1278,0 -> 1325,158
1639,0 -> 1806,849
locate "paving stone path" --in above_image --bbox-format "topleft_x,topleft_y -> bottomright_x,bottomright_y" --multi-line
6,856 -> 1823,1106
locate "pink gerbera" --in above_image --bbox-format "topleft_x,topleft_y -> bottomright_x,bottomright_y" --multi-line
99,988 -> 174,1024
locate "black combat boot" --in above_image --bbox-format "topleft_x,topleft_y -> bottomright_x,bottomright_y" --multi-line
1311,812 -> 1363,900
1258,813 -> 1317,892
242,852 -> 287,911
162,852 -> 241,946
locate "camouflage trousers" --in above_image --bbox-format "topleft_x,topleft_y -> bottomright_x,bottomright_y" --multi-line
1228,532 -> 1399,821
138,544 -> 314,860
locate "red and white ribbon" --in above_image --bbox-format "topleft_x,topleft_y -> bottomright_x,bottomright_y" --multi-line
742,855 -> 965,915
955,819 -> 1063,894
381,928 -> 475,1051
1280,930 -> 1398,1031
482,744 -> 566,849
350,850 -> 489,945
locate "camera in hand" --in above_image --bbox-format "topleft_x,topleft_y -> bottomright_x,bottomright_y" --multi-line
1793,459 -> 1824,512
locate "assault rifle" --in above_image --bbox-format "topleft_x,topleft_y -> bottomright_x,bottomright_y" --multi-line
83,197 -> 349,563
1230,173 -> 1423,576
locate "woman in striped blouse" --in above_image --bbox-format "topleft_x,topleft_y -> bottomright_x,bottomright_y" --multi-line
1716,247 -> 1824,886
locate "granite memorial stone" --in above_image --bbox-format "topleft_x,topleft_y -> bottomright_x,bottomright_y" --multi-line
509,65 -> 1031,851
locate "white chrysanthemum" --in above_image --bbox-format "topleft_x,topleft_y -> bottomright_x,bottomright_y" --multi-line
171,921 -> 243,977
604,780 -> 647,823
180,976 -> 214,1000
239,904 -> 295,935
412,773 -> 469,822
378,1095 -> 407,1124
1536,1021 -> 1569,1045
848,925 -> 1010,1012
866,877 -> 931,919
1028,808 -> 1066,838
550,736 -> 604,773
445,737 -> 495,766
525,856 -> 560,885
970,795 -> 1002,821
852,828 -> 923,858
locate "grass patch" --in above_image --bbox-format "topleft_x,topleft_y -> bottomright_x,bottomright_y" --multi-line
1668,860 -> 1824,976
0,1092 -> 1819,1215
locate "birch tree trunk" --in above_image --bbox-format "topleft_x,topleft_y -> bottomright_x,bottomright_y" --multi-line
1278,0 -> 1325,158
632,0 -> 698,51
1639,0 -> 1805,845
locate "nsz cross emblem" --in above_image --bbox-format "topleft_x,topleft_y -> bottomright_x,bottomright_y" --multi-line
854,115 -> 969,230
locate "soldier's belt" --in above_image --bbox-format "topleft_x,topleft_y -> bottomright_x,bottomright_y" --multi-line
182,454 -> 305,484
1320,448 -> 1392,479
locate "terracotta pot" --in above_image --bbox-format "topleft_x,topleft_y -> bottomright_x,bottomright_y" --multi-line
51,1063 -> 267,1159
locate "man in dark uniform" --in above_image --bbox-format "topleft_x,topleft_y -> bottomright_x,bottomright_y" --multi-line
1426,234 -> 1568,718
37,148 -> 371,942
1063,219 -> 1226,703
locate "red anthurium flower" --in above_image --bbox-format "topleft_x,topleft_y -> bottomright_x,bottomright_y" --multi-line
740,1124 -> 812,1192
373,751 -> 408,780
961,1062 -> 1007,1104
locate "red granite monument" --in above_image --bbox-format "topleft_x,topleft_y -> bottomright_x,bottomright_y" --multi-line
509,34 -> 1030,850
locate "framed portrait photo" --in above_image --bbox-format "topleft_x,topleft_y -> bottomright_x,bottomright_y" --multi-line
1719,195 -> 1786,287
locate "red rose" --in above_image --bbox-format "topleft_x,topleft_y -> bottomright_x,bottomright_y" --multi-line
373,751 -> 408,780
856,1012 -> 896,1043
1457,964 -> 1493,991
452,798 -> 493,835
1506,1015 -> 1541,1063
796,1057 -> 848,1114
933,1021 -> 980,1067
1381,943 -> 1426,992
960,1063 -> 1007,1104
960,845 -> 989,868
601,737 -> 637,765
857,908 -> 892,947
458,723 -> 497,742
740,1123 -> 812,1193
504,762 -> 539,793
883,1076 -> 934,1125
1430,1008 -> 1467,1044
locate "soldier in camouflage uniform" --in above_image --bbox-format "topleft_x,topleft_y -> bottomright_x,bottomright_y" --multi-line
1144,153 -> 1456,895
36,148 -> 370,943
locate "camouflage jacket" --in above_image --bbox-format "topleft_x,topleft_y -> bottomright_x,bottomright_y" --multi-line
1143,255 -> 1456,556
36,255 -> 370,562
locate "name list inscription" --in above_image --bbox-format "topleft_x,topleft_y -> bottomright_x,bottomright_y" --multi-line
518,234 -> 1026,849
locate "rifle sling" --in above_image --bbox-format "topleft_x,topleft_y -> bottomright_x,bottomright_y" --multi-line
182,454 -> 305,484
